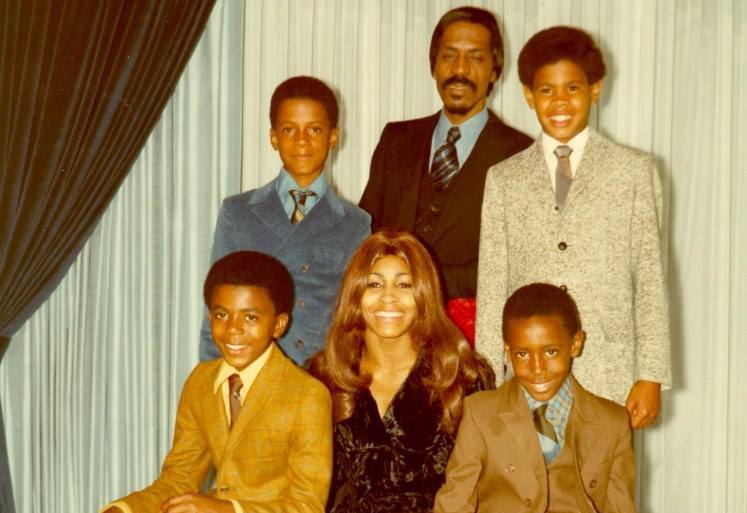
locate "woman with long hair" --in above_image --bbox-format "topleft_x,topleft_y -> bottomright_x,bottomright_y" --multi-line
309,230 -> 495,513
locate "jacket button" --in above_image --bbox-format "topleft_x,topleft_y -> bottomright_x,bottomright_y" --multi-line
301,264 -> 310,273
295,339 -> 304,349
505,464 -> 515,473
589,479 -> 598,488
558,241 -> 567,250
298,300 -> 305,308
523,498 -> 532,508
430,205 -> 441,213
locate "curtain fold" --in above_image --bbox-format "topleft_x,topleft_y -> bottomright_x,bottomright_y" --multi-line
0,0 -> 216,341
0,1 -> 216,511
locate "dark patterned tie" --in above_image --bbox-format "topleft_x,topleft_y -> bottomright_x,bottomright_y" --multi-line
554,145 -> 573,207
430,126 -> 461,190
533,404 -> 558,443
289,189 -> 316,224
228,373 -> 243,428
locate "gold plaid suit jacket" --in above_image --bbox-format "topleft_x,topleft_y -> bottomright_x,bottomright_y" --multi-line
117,345 -> 333,512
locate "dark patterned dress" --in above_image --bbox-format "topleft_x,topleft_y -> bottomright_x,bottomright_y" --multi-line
329,358 -> 481,513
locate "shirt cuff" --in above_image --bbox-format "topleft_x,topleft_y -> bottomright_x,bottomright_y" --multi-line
100,501 -> 133,513
230,499 -> 244,513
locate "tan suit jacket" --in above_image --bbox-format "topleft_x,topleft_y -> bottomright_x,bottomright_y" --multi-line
116,345 -> 333,512
433,377 -> 636,513
475,130 -> 670,404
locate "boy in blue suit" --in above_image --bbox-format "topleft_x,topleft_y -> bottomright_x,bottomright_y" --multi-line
200,76 -> 370,365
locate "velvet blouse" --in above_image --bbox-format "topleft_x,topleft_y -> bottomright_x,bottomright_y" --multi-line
329,358 -> 483,513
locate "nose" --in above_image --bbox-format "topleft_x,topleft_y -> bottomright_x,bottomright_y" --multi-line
451,53 -> 469,75
293,128 -> 310,145
380,284 -> 399,303
227,315 -> 244,334
529,354 -> 546,376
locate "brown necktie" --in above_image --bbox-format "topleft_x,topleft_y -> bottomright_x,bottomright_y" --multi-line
228,373 -> 243,428
533,404 -> 558,443
289,189 -> 316,225
554,145 -> 573,207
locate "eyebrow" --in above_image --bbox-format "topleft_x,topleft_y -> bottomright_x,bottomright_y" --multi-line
368,272 -> 412,278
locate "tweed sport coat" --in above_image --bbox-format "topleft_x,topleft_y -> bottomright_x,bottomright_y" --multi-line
433,377 -> 637,513
475,130 -> 670,405
116,345 -> 333,512
199,177 -> 370,364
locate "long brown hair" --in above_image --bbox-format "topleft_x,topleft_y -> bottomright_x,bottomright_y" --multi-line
309,230 -> 494,434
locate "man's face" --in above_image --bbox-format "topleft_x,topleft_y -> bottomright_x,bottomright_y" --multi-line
432,21 -> 497,125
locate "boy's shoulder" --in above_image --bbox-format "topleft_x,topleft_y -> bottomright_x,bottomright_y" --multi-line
569,376 -> 630,431
221,180 -> 276,210
587,129 -> 655,167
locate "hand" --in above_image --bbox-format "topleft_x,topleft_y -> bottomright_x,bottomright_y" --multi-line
160,493 -> 234,513
625,380 -> 661,429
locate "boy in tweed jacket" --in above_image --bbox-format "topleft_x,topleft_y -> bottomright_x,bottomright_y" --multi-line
475,26 -> 670,428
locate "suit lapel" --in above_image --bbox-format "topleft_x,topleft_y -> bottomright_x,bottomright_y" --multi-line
223,345 -> 288,457
431,113 -> 517,241
566,130 -> 606,208
565,377 -> 606,513
397,113 -> 439,228
202,363 -> 231,468
286,191 -> 342,247
249,180 -> 294,242
498,380 -> 547,490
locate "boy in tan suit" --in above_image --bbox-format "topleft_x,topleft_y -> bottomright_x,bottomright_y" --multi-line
104,251 -> 332,513
435,283 -> 636,513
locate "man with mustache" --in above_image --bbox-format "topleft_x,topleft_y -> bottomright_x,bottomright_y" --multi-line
359,6 -> 531,306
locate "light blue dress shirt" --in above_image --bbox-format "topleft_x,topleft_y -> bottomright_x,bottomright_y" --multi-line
429,107 -> 489,170
275,167 -> 328,220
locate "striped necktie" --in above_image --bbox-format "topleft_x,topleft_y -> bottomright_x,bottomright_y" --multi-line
289,189 -> 316,224
430,126 -> 461,190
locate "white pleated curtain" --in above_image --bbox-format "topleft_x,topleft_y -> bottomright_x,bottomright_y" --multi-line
0,1 -> 744,512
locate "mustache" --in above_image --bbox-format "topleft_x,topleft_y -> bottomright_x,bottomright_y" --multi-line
442,75 -> 477,91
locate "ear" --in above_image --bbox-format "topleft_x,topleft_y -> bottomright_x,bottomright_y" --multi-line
522,85 -> 536,110
273,313 -> 290,339
269,127 -> 279,150
329,127 -> 340,149
590,80 -> 603,105
570,330 -> 585,358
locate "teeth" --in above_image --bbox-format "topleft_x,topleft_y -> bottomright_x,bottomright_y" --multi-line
226,344 -> 245,351
550,115 -> 571,122
375,311 -> 403,318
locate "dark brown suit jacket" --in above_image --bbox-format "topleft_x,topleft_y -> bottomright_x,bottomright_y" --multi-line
433,377 -> 637,513
359,111 -> 531,298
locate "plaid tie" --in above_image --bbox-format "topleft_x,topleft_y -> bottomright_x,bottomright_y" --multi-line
228,373 -> 243,428
430,126 -> 461,190
289,189 -> 316,224
533,404 -> 558,443
554,145 -> 573,207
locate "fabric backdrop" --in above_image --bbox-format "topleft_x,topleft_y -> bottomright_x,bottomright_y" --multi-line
1,1 -> 744,512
